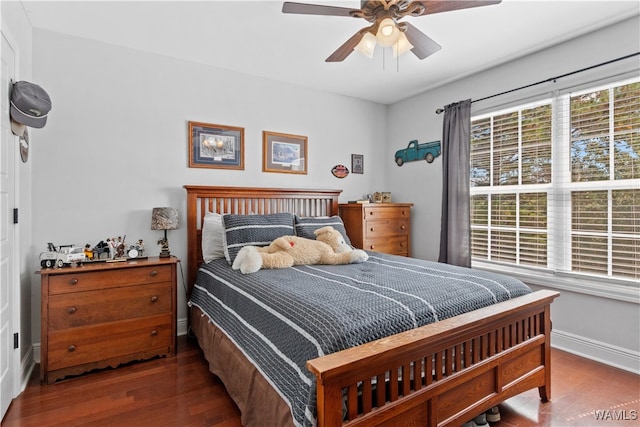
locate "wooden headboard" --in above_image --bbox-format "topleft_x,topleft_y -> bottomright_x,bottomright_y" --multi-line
183,186 -> 342,295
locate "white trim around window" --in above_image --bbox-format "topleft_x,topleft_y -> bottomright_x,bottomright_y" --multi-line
472,260 -> 640,304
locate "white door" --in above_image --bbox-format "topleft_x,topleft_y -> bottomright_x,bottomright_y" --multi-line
0,32 -> 19,420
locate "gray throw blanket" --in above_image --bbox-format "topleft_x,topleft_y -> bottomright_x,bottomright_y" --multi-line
189,252 -> 531,427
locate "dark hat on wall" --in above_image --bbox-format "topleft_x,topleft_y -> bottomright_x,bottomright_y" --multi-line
10,81 -> 52,128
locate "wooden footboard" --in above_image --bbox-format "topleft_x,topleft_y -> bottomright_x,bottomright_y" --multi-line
308,289 -> 559,427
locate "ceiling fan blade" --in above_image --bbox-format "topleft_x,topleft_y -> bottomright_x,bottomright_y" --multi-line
282,2 -> 361,17
403,22 -> 441,60
413,0 -> 502,16
325,28 -> 369,62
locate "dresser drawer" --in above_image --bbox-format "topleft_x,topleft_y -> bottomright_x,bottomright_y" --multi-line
47,314 -> 173,371
365,236 -> 409,255
365,219 -> 409,238
48,265 -> 173,295
363,206 -> 411,220
48,283 -> 173,330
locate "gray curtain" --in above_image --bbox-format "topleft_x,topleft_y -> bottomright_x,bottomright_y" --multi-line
438,99 -> 472,267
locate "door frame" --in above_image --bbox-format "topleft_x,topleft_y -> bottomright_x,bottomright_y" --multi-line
1,22 -> 23,420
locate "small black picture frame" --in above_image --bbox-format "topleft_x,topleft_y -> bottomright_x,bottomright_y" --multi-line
351,154 -> 364,174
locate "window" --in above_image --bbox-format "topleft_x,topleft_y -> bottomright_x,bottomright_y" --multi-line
470,79 -> 639,284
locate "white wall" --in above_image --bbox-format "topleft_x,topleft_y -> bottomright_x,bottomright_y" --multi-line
386,16 -> 640,373
12,8 -> 640,378
29,29 -> 388,345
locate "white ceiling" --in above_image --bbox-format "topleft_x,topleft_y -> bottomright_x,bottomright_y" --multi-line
20,0 -> 640,105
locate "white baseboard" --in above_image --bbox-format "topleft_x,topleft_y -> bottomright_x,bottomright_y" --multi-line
20,345 -> 35,392
33,344 -> 40,368
177,316 -> 188,336
552,329 -> 640,374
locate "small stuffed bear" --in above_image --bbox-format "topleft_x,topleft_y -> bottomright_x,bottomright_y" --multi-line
232,226 -> 368,274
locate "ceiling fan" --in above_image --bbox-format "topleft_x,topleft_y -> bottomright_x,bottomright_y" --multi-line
282,1 -> 502,62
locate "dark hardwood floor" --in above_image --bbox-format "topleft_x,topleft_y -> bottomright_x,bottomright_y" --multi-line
3,336 -> 638,426
2,336 -> 242,427
492,349 -> 639,427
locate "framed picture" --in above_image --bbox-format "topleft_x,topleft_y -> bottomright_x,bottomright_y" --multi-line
188,121 -> 244,170
263,131 -> 308,174
351,153 -> 364,174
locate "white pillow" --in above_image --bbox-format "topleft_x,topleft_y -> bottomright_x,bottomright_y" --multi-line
202,212 -> 224,263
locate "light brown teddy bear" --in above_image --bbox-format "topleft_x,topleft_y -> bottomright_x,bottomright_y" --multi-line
232,226 -> 368,274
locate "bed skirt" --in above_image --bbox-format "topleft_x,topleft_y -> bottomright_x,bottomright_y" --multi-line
190,305 -> 295,427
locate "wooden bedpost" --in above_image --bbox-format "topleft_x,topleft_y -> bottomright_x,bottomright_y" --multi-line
539,303 -> 553,402
315,382 -> 344,427
185,187 -> 199,294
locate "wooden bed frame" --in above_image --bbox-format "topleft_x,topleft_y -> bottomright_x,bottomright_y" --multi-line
184,185 -> 559,427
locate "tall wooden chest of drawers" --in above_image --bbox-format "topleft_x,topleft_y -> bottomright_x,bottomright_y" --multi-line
339,203 -> 413,257
40,256 -> 178,384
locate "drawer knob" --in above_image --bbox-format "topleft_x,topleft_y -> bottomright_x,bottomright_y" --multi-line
400,225 -> 406,230
149,270 -> 158,277
150,295 -> 159,303
69,278 -> 78,285
370,227 -> 375,232
67,307 -> 77,315
150,330 -> 158,337
68,345 -> 76,352
370,245 -> 375,250
400,242 -> 405,247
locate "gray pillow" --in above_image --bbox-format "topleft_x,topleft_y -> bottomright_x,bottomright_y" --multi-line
222,213 -> 295,264
294,215 -> 352,246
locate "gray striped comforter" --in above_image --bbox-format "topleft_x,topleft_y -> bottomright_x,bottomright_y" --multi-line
189,252 -> 531,427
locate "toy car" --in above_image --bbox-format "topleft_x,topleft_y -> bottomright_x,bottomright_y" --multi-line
39,243 -> 86,268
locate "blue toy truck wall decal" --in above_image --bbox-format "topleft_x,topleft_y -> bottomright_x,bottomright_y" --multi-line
394,139 -> 441,166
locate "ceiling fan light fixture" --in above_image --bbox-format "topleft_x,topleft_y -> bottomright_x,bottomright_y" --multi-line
393,32 -> 414,58
375,18 -> 400,47
354,31 -> 377,58
284,0 -> 504,63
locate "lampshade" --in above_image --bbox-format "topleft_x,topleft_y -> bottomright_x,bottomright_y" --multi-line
393,32 -> 414,58
151,207 -> 179,230
375,18 -> 400,47
354,32 -> 377,59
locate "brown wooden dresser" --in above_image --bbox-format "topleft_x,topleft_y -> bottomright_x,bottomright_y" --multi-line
39,256 -> 178,384
339,203 -> 413,256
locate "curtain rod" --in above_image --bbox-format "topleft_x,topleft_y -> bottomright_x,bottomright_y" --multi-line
435,52 -> 640,114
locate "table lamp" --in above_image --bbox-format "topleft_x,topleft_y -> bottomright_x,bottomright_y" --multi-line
151,207 -> 179,257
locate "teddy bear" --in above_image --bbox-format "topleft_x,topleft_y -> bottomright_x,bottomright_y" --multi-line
232,226 -> 368,274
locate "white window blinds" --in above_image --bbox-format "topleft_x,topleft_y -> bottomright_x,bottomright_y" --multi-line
470,79 -> 639,283
471,102 -> 551,269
